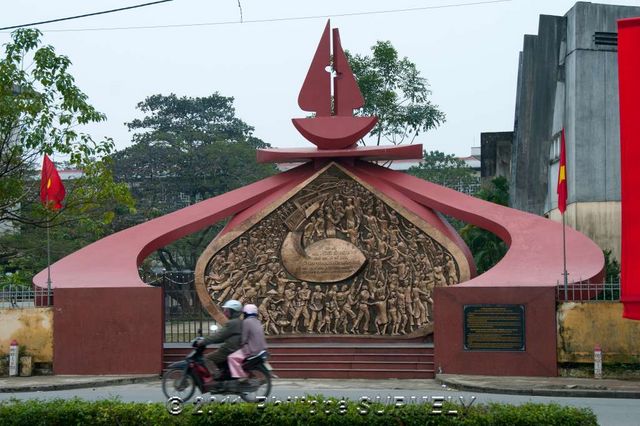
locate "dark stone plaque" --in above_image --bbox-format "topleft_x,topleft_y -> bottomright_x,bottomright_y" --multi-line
463,305 -> 525,351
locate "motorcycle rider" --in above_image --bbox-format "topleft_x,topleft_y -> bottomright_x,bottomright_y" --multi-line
227,303 -> 268,381
198,299 -> 243,380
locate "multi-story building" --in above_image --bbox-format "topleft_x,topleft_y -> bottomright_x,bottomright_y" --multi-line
489,2 -> 640,261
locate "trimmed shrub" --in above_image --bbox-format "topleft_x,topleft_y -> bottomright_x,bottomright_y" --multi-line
0,396 -> 597,426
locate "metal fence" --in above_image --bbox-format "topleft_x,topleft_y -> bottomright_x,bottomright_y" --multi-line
144,271 -> 217,343
556,281 -> 620,302
438,178 -> 481,195
0,285 -> 53,308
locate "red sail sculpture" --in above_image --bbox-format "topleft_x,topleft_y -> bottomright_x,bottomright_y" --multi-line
292,20 -> 378,150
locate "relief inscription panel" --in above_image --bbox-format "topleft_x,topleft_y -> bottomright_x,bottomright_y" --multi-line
195,164 -> 471,337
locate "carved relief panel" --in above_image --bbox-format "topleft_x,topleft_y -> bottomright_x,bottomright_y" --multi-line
195,163 -> 471,337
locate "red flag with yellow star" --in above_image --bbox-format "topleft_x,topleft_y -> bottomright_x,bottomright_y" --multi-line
557,129 -> 567,214
40,154 -> 65,210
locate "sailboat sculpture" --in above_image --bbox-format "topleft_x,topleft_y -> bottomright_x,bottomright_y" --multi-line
292,21 -> 378,150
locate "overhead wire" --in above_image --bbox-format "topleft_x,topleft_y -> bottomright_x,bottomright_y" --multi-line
0,0 -> 174,31
0,0 -> 511,34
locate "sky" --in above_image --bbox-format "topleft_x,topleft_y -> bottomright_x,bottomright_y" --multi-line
2,0 -> 639,157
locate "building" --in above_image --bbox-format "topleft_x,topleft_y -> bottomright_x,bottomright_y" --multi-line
496,2 -> 640,261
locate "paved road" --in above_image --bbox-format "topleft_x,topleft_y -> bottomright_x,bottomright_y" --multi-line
1,379 -> 638,426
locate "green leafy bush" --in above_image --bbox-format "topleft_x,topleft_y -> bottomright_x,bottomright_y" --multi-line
0,397 -> 597,426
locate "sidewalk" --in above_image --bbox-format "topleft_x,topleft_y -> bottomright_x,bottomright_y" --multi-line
1,374 -> 638,399
436,374 -> 640,399
0,375 -> 158,393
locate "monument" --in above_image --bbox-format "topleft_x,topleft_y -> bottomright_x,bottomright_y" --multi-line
195,21 -> 474,338
34,21 -> 605,376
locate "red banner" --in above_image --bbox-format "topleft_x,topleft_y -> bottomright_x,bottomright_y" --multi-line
618,17 -> 640,320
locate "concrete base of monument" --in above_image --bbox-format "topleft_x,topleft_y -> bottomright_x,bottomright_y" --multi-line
434,285 -> 558,377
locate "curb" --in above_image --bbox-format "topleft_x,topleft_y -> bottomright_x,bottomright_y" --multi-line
0,375 -> 160,393
435,377 -> 640,399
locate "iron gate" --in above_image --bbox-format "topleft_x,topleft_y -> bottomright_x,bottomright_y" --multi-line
146,271 -> 216,343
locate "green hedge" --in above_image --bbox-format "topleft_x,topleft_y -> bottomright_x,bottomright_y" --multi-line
0,397 -> 597,426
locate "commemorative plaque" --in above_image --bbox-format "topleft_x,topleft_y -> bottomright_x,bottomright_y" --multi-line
463,304 -> 525,351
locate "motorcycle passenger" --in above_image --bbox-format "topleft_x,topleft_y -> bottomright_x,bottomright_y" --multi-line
228,304 -> 268,380
198,299 -> 243,380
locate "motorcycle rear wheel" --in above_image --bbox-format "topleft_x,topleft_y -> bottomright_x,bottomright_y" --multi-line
162,368 -> 197,402
240,366 -> 272,403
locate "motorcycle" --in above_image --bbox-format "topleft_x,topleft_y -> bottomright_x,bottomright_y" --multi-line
161,333 -> 273,403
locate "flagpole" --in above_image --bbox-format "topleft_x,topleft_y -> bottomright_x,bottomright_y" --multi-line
41,154 -> 65,305
46,210 -> 52,306
562,212 -> 568,300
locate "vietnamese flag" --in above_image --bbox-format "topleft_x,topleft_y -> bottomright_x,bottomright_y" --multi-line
40,154 -> 65,210
557,129 -> 567,214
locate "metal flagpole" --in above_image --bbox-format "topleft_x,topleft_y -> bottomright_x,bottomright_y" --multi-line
46,211 -> 52,306
562,212 -> 568,300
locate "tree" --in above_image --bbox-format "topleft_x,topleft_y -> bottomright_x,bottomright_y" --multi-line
459,177 -> 509,274
407,150 -> 478,193
112,93 -> 278,272
0,29 -> 132,227
0,29 -> 134,286
603,249 -> 620,283
347,41 -> 446,146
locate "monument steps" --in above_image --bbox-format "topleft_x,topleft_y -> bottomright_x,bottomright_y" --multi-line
163,343 -> 435,379
273,368 -> 435,379
272,353 -> 432,362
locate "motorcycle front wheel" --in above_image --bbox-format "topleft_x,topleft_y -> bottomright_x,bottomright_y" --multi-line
162,368 -> 197,402
240,366 -> 272,403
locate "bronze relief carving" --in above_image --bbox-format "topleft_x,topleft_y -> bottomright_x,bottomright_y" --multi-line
195,163 -> 470,336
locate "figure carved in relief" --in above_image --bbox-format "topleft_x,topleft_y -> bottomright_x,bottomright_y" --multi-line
291,282 -> 311,332
362,232 -> 376,253
318,284 -> 338,333
416,274 -> 433,324
411,281 -> 429,326
308,285 -> 325,332
325,205 -> 340,238
274,271 -> 293,298
303,216 -> 316,246
335,284 -> 356,334
283,283 -> 297,321
445,254 -> 458,284
313,212 -> 326,241
387,290 -> 400,335
433,265 -> 447,287
352,286 -> 373,333
344,197 -> 357,229
396,287 -> 408,334
363,209 -> 381,239
373,281 -> 389,334
260,291 -> 282,335
252,267 -> 273,297
401,282 -> 415,332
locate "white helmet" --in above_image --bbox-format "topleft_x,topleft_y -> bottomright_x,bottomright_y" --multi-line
222,299 -> 243,312
243,304 -> 258,315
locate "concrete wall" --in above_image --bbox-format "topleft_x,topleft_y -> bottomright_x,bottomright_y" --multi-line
548,201 -> 620,261
434,286 -> 557,376
511,15 -> 566,214
53,287 -> 163,374
512,3 -> 640,217
0,308 -> 53,363
558,302 -> 640,363
480,132 -> 513,184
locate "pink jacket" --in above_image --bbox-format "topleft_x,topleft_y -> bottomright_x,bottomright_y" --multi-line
241,316 -> 268,356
